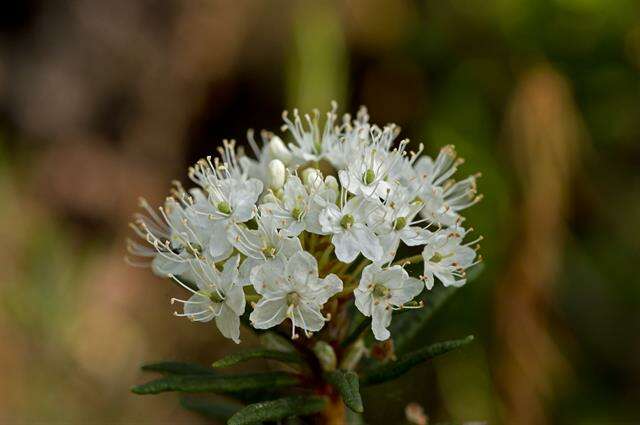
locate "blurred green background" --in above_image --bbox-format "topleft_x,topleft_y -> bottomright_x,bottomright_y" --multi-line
0,1 -> 638,424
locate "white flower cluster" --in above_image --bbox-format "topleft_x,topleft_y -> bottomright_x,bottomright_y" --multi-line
128,104 -> 482,343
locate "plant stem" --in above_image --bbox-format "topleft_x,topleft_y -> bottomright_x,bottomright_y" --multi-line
393,254 -> 424,267
320,395 -> 346,425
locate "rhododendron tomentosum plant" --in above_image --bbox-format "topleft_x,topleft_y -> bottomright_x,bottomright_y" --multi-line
127,103 -> 483,424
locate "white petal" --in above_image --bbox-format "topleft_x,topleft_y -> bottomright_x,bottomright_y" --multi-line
354,288 -> 372,316
371,302 -> 392,341
215,304 -> 241,343
310,273 -> 343,304
151,255 -> 188,277
293,303 -> 325,332
352,226 -> 383,262
286,251 -> 318,286
250,298 -> 287,329
389,277 -> 423,305
224,284 -> 246,315
250,258 -> 289,296
219,255 -> 240,291
333,232 -> 360,263
184,294 -> 218,322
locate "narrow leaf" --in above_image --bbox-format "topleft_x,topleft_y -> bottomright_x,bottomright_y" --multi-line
179,397 -> 241,420
324,370 -> 364,413
212,348 -> 302,368
360,336 -> 474,386
228,396 -> 327,425
141,361 -> 216,376
131,372 -> 299,395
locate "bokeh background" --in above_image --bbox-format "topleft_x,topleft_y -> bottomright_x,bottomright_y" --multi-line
1,0 -> 639,423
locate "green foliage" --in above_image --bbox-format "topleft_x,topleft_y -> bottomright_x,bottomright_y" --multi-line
179,397 -> 242,421
228,395 -> 328,425
141,361 -> 216,375
360,336 -> 475,386
324,370 -> 363,413
212,348 -> 303,368
131,372 -> 300,395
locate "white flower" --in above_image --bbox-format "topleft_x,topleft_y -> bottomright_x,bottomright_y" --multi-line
171,255 -> 245,343
281,102 -> 340,164
229,214 -> 302,284
410,145 -> 481,227
187,159 -> 263,262
249,251 -> 343,338
268,159 -> 286,189
319,195 -> 383,263
421,227 -> 479,289
372,185 -> 433,262
354,263 -> 423,341
337,128 -> 407,199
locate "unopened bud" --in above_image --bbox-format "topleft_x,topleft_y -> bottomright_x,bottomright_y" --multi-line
302,168 -> 324,191
325,175 -> 339,193
312,341 -> 337,372
268,159 -> 286,189
268,136 -> 292,163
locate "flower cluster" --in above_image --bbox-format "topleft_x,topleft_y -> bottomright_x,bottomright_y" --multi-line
128,103 -> 482,343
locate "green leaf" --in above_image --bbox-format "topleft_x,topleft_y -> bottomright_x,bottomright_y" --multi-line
179,397 -> 242,420
360,336 -> 474,386
228,395 -> 327,425
324,370 -> 364,413
141,361 -> 216,376
212,348 -> 303,368
131,372 -> 300,395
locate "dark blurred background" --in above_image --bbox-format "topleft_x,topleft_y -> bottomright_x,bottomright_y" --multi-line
0,1 -> 639,424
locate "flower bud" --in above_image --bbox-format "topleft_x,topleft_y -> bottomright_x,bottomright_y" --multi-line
312,341 -> 337,372
268,159 -> 286,189
268,136 -> 292,163
325,175 -> 339,193
302,168 -> 323,191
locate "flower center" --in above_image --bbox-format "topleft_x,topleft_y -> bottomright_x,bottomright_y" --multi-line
372,284 -> 390,299
262,245 -> 277,259
340,214 -> 354,229
217,201 -> 232,215
411,196 -> 423,206
206,290 -> 224,303
291,206 -> 304,221
362,168 -> 376,185
286,292 -> 300,306
429,252 -> 443,263
394,217 -> 407,230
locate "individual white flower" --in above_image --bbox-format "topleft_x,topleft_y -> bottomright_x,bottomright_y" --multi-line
281,102 -> 340,164
338,127 -> 407,199
354,263 -> 423,341
249,251 -> 343,338
188,158 -> 263,262
410,145 -> 481,227
260,172 -> 337,237
421,227 -> 480,289
170,255 -> 245,343
324,106 -> 372,170
371,185 -> 433,262
127,196 -> 207,279
319,194 -> 383,263
229,214 -> 302,284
